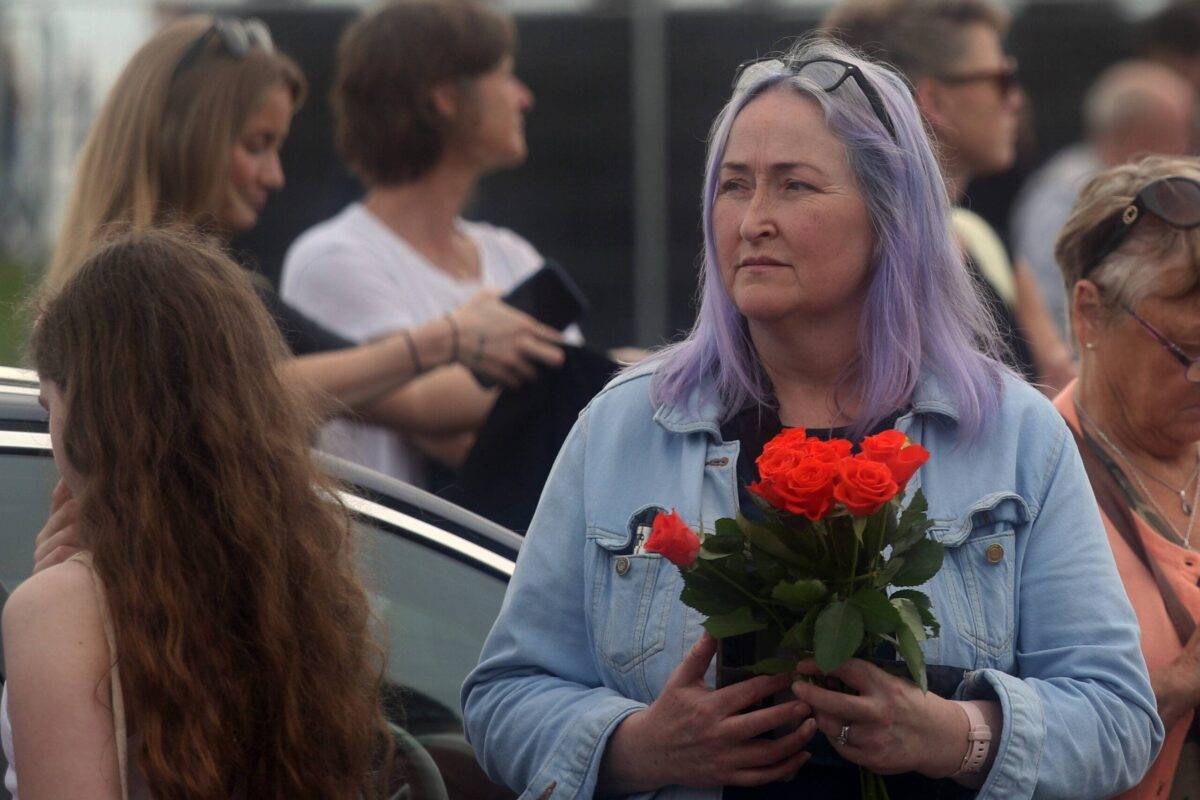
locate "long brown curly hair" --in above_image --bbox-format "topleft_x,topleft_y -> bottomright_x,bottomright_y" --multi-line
30,228 -> 387,799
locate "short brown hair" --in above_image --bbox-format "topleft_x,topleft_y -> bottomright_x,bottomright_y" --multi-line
332,0 -> 515,186
820,0 -> 1009,82
1055,155 -> 1200,315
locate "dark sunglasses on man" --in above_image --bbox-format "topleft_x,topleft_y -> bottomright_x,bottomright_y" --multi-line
937,57 -> 1020,97
170,17 -> 273,84
1084,175 -> 1200,278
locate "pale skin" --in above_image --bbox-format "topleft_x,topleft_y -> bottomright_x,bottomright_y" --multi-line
600,87 -> 1000,793
916,22 -> 1076,394
1071,249 -> 1200,730
2,381 -> 123,798
221,83 -> 566,467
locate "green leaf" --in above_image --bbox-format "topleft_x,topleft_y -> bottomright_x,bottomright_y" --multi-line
702,532 -> 744,555
679,563 -> 744,615
780,606 -> 820,654
813,601 -> 865,674
891,539 -> 945,587
697,548 -> 734,560
739,518 -> 815,571
890,517 -> 935,556
715,517 -> 743,538
891,597 -> 927,642
750,546 -> 789,586
895,625 -> 928,692
744,657 -> 796,675
850,586 -> 903,635
875,555 -> 904,587
771,579 -> 828,611
890,589 -> 940,637
852,515 -> 868,542
702,606 -> 768,639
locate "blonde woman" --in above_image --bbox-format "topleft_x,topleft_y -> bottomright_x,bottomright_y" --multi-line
42,15 -> 564,448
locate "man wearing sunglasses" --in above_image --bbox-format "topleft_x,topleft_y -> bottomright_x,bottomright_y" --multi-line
1011,61 -> 1195,344
823,0 -> 1075,394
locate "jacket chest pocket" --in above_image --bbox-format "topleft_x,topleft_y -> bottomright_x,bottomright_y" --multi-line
587,524 -> 674,674
934,492 -> 1027,666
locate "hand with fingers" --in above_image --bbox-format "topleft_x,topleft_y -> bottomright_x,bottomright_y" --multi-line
33,480 -> 84,574
791,658 -> 998,782
450,291 -> 565,388
599,633 -> 817,795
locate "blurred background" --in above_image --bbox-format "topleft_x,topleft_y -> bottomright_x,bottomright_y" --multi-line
0,0 -> 1178,362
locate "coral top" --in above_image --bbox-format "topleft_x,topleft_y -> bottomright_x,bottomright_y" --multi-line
1056,382 -> 1200,799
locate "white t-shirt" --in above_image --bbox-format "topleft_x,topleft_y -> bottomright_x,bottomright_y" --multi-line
280,203 -> 548,486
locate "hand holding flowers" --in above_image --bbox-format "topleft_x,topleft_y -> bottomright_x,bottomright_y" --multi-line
645,429 -> 939,798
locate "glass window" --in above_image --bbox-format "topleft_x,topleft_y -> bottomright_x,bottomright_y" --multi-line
0,451 -> 57,592
353,518 -> 513,799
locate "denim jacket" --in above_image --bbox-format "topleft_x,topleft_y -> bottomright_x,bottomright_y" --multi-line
462,365 -> 1163,800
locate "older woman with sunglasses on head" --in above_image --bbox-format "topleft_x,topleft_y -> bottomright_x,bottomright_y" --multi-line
1054,156 -> 1200,800
463,38 -> 1161,800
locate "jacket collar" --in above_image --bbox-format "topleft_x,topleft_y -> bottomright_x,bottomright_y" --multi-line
652,370 -> 961,439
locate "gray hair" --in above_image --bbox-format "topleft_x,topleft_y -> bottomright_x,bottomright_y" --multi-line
1055,155 -> 1200,321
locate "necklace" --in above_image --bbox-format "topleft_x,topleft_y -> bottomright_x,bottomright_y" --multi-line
1075,397 -> 1200,547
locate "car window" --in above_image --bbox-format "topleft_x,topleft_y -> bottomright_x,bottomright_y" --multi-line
0,451 -> 56,592
354,518 -> 507,726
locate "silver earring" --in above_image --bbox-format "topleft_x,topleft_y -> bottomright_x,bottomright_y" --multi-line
1084,342 -> 1096,350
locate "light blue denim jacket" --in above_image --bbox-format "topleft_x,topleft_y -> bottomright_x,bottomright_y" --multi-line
462,364 -> 1163,800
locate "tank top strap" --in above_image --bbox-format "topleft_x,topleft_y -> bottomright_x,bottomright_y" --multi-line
66,552 -> 130,800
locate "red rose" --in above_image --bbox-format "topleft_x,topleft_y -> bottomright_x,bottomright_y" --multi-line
833,456 -> 900,516
886,442 -> 930,489
750,457 -> 837,521
644,510 -> 701,567
860,430 -> 908,464
804,437 -> 853,465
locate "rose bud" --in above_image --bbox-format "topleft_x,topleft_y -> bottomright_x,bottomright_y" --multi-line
644,510 -> 702,567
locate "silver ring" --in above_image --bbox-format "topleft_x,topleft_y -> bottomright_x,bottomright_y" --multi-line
835,722 -> 851,746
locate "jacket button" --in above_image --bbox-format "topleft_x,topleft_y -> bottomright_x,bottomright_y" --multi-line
615,556 -> 631,576
985,543 -> 1004,564
706,457 -> 730,467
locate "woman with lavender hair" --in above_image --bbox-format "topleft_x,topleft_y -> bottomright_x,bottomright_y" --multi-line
462,38 -> 1161,799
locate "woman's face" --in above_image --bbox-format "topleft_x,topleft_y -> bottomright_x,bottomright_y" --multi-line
39,379 -> 83,496
714,87 -> 875,327
214,84 -> 295,233
460,56 -> 534,172
1083,250 -> 1200,450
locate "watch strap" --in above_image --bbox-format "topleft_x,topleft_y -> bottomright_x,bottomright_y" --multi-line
953,700 -> 992,776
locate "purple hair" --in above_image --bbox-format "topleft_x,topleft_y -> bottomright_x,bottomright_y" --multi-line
647,37 -> 1007,440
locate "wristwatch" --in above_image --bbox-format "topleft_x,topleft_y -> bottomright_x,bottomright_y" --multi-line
953,701 -> 992,776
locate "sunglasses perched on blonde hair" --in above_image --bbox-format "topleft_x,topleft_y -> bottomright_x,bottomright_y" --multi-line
170,17 -> 274,85
1084,175 -> 1200,278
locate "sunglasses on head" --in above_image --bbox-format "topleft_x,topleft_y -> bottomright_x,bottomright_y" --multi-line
170,17 -> 274,85
1083,175 -> 1200,278
735,57 -> 899,144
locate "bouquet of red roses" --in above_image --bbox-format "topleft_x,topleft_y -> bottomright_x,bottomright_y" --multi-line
645,429 -> 940,799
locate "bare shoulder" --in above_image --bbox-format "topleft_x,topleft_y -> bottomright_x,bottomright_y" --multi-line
2,558 -> 106,661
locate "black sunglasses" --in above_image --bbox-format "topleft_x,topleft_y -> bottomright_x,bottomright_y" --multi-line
737,57 -> 899,143
937,58 -> 1020,97
1084,176 -> 1200,278
170,17 -> 274,85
